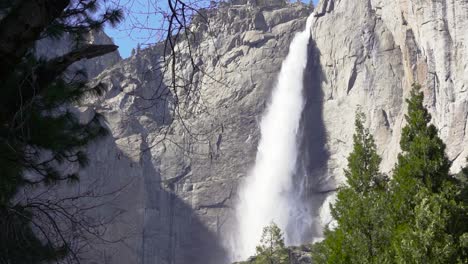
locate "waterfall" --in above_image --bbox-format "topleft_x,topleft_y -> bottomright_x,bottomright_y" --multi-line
232,14 -> 315,260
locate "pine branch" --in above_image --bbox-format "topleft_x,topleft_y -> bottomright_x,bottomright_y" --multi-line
0,0 -> 71,78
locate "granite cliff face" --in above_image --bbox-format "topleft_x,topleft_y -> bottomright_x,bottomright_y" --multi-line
69,0 -> 467,263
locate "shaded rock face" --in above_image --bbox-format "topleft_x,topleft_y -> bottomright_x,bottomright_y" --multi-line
70,0 -> 467,263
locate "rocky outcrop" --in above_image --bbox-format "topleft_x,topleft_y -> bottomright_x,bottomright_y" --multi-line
35,30 -> 121,78
68,0 -> 467,263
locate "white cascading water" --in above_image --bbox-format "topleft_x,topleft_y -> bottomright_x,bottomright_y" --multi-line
232,14 -> 315,260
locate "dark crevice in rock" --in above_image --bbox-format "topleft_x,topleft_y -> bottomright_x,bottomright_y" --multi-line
450,151 -> 463,164
326,0 -> 334,13
401,12 -> 408,25
165,165 -> 192,191
382,109 -> 390,128
404,28 -> 421,75
464,112 -> 468,137
314,0 -> 328,17
347,64 -> 358,94
253,11 -> 267,30
216,133 -> 223,152
428,71 -> 440,107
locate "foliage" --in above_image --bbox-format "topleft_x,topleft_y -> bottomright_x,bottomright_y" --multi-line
312,110 -> 389,264
343,111 -> 386,193
44,0 -> 123,43
389,84 -> 467,262
253,222 -> 289,264
312,85 -> 468,263
0,59 -> 108,262
394,84 -> 451,193
0,1 -> 122,263
390,183 -> 465,263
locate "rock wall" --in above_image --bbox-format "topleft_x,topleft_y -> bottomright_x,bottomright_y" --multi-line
71,0 -> 467,263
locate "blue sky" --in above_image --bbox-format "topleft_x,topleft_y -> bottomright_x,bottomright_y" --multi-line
105,0 -> 319,58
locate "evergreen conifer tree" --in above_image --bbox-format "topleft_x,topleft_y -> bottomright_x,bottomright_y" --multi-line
0,1 -> 122,263
254,222 -> 289,264
394,84 -> 451,193
313,111 -> 388,263
390,84 -> 467,263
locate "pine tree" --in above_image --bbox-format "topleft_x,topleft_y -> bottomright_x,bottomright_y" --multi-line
389,84 -> 467,263
0,1 -> 122,263
344,111 -> 385,193
254,222 -> 289,264
313,111 -> 388,263
390,83 -> 450,226
394,84 -> 451,193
